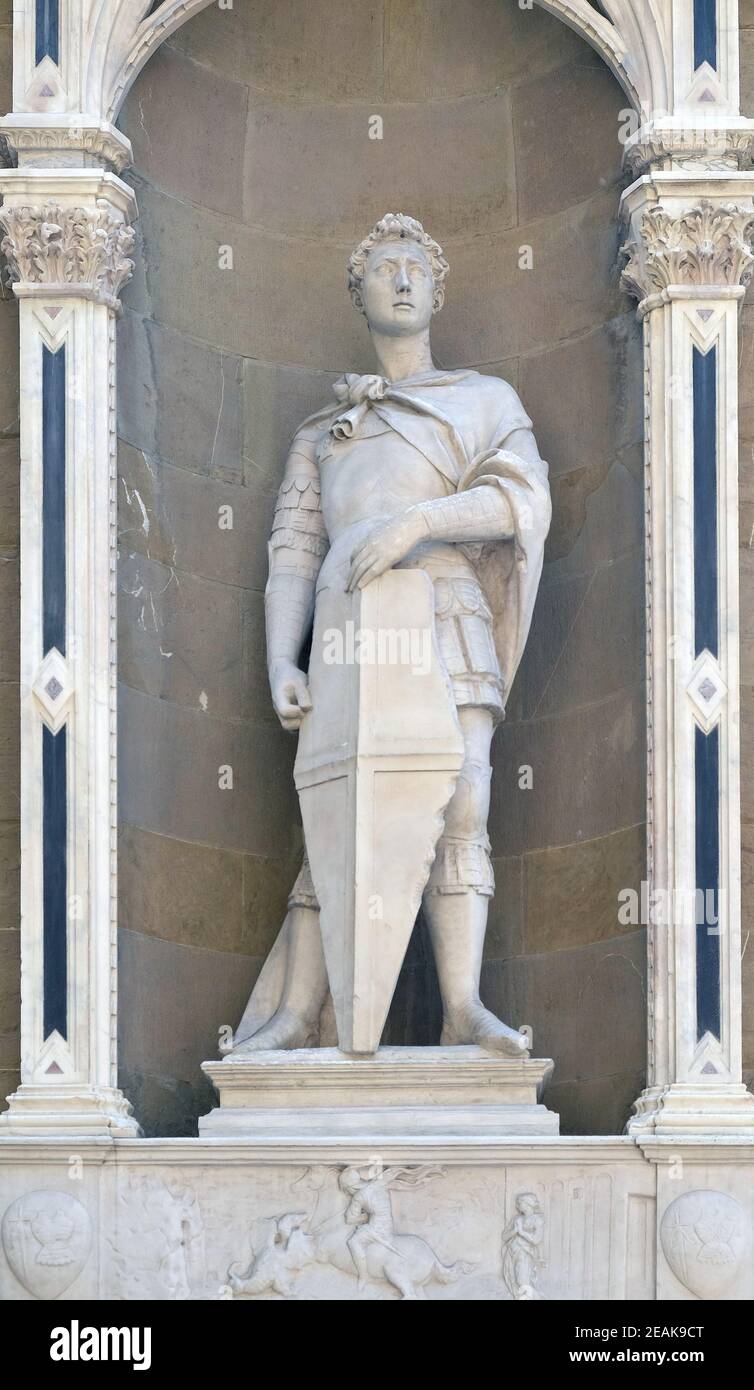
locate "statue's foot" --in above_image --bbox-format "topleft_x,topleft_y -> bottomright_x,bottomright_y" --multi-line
441,1002 -> 529,1058
232,1006 -> 319,1054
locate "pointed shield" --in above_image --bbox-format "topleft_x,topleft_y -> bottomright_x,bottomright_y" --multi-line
295,569 -> 464,1053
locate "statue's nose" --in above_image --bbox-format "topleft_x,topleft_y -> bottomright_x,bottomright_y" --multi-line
395,269 -> 411,293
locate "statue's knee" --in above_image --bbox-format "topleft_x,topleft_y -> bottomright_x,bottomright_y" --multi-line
443,758 -> 492,840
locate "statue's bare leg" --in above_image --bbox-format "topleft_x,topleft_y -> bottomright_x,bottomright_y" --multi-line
423,707 -> 528,1057
233,905 -> 328,1052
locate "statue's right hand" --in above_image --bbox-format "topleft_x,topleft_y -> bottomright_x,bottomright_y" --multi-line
269,660 -> 312,731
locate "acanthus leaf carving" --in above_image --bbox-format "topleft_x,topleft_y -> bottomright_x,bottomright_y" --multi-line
0,202 -> 135,308
621,200 -> 754,306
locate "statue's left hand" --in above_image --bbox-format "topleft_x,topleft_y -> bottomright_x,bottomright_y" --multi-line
346,512 -> 426,591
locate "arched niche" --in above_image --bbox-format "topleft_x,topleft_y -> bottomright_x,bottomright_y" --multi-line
114,0 -> 646,1138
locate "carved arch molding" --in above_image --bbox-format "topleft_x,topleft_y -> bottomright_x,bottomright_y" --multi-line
6,1 -> 657,134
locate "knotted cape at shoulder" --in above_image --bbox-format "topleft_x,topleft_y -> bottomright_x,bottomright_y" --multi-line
299,368 -> 551,712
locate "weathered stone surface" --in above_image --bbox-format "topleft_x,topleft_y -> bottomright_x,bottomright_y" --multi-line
168,0 -> 385,101
118,928 -> 260,1089
485,855 -> 524,961
0,1070 -> 19,1114
0,683 -> 19,823
519,315 -> 643,480
433,188 -> 627,367
241,590 -> 277,725
0,820 -> 19,927
117,311 -> 244,483
741,28 -> 754,116
243,94 -> 517,241
481,930 -> 647,1087
243,359 -> 341,492
383,0 -> 586,97
0,552 -> 18,681
118,442 -> 271,594
523,823 -> 646,956
120,45 -> 247,219
0,441 -> 19,548
118,554 -> 245,720
118,684 -> 298,859
512,52 -> 625,222
534,554 -> 644,718
547,1070 -> 645,1137
545,454 -> 644,575
119,824 -> 242,952
0,302 -> 19,439
490,683 -> 646,856
0,929 -> 19,1035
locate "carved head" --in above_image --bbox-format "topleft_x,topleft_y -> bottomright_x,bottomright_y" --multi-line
338,1166 -> 364,1196
348,213 -> 449,336
516,1192 -> 540,1216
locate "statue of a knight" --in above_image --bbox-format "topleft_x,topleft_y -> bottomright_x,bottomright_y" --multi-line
232,213 -> 552,1057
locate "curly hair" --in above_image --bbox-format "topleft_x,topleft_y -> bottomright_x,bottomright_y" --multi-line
347,213 -> 449,316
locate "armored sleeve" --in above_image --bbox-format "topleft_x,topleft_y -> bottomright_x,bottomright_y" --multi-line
269,426 -> 328,578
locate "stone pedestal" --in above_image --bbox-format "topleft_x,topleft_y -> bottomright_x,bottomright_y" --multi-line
199,1047 -> 558,1140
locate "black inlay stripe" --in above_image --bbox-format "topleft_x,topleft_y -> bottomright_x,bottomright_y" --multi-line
35,0 -> 59,67
694,0 -> 717,72
693,346 -> 718,658
695,724 -> 721,1040
43,725 -> 67,1040
42,344 -> 66,657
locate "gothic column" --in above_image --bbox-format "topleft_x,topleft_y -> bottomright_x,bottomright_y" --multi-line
0,169 -> 139,1133
621,171 -> 754,1135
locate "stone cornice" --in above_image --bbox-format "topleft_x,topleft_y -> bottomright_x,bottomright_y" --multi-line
624,126 -> 754,178
620,198 -> 754,307
0,117 -> 133,174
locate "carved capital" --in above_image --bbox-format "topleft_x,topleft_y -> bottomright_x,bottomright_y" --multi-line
0,201 -> 135,309
621,200 -> 754,307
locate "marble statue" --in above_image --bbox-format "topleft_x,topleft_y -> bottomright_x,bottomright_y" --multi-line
232,213 -> 551,1057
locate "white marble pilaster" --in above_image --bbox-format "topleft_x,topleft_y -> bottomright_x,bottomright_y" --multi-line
0,169 -> 138,1134
621,172 -> 754,1135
